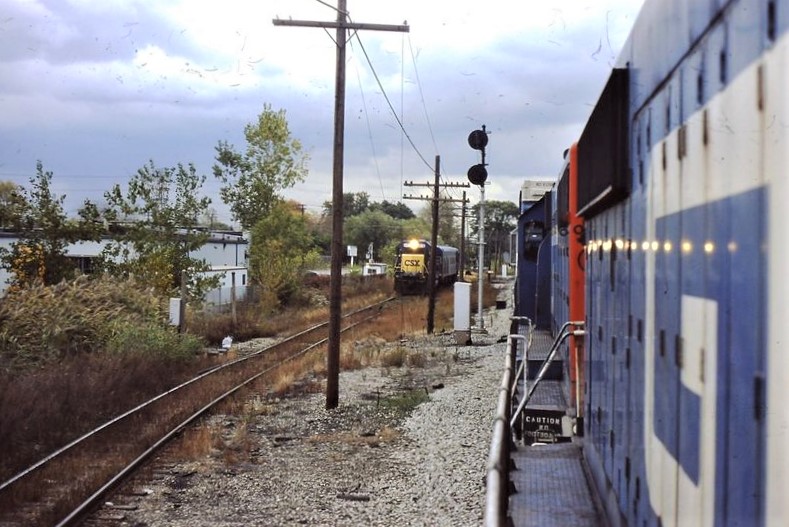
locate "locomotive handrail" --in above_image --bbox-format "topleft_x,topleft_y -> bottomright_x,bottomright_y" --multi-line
483,317 -> 529,527
507,316 -> 533,399
510,321 -> 585,430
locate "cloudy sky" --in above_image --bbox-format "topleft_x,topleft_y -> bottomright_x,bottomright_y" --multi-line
0,0 -> 644,226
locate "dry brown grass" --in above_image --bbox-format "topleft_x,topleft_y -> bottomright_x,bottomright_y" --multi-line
176,279 -> 499,464
174,425 -> 216,461
305,424 -> 401,447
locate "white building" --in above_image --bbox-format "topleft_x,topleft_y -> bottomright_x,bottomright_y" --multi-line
0,230 -> 248,300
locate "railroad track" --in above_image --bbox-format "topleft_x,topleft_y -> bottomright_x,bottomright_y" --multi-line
0,296 -> 397,526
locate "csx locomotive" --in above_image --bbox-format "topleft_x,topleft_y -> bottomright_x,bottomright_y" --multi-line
393,239 -> 458,295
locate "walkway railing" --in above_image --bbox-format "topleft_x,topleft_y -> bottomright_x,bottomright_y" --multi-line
509,321 -> 585,430
484,316 -> 532,527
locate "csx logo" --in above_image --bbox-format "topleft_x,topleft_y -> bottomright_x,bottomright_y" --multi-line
404,259 -> 421,266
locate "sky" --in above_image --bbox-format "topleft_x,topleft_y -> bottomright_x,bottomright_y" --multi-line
0,0 -> 644,227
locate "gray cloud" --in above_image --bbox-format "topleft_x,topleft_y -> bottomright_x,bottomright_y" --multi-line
0,0 -> 641,223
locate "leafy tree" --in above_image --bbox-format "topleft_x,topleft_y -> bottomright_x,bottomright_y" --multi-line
469,199 -> 519,270
214,104 -> 308,230
370,200 -> 415,220
0,162 -> 103,289
415,199 -> 458,246
101,160 -> 216,299
249,200 -> 320,307
398,216 -> 431,241
345,209 -> 402,262
303,210 -> 332,256
322,191 -> 371,219
0,181 -> 25,229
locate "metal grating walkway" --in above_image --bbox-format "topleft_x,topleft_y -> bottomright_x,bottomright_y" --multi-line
509,442 -> 603,527
508,329 -> 605,527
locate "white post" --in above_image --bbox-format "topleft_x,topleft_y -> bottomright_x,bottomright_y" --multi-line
478,184 -> 486,331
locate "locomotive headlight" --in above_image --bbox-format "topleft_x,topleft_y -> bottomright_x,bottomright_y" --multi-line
407,239 -> 421,251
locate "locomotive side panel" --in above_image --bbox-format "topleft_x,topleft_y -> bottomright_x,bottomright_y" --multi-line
575,1 -> 780,525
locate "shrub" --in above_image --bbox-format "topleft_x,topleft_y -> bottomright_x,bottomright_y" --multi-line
105,323 -> 203,360
0,275 -> 194,371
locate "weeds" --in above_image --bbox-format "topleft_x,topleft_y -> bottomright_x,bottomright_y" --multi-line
377,389 -> 430,418
0,275 -> 191,370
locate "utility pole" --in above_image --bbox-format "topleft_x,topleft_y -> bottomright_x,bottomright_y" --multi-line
404,176 -> 469,334
274,3 -> 408,410
427,156 -> 440,335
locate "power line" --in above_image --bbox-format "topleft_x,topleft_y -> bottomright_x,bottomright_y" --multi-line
407,34 -> 438,155
348,38 -> 387,201
351,30 -> 434,173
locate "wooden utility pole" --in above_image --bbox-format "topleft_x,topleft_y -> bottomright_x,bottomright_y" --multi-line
274,4 -> 408,410
427,156 -> 440,334
403,177 -> 469,334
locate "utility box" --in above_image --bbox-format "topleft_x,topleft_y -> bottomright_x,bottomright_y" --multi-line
169,298 -> 180,326
453,282 -> 472,345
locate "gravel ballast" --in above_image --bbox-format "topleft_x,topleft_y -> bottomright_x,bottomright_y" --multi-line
97,302 -> 513,527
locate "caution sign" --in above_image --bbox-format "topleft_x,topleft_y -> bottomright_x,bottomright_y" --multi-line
523,408 -> 565,445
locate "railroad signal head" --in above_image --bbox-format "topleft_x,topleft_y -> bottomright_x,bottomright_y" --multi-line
467,126 -> 488,186
467,129 -> 488,150
467,164 -> 488,186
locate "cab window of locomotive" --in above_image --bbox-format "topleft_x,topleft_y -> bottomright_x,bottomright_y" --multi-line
524,221 -> 544,261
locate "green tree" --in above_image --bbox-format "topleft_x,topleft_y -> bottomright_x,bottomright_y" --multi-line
370,200 -> 415,220
345,209 -> 402,262
214,104 -> 308,230
469,199 -> 519,270
0,181 -> 25,229
399,216 -> 431,241
102,160 -> 216,299
415,199 -> 458,246
322,191 -> 371,219
0,162 -> 103,289
249,200 -> 320,306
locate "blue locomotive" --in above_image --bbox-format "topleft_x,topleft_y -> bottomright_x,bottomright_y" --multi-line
516,0 -> 788,524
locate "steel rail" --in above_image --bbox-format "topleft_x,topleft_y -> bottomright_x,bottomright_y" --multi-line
58,306 -> 388,526
0,296 -> 396,496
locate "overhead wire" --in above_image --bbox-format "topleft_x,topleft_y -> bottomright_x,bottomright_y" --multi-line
350,25 -> 434,173
407,34 -> 438,155
317,7 -> 467,212
348,37 -> 387,201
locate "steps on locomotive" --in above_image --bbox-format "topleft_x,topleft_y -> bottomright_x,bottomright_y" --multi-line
512,330 -> 576,444
513,386 -> 575,444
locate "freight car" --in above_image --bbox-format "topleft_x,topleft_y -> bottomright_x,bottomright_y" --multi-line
515,0 -> 789,525
394,239 -> 458,295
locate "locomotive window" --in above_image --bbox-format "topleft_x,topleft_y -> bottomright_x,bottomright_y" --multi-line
556,166 -> 569,231
577,68 -> 630,218
523,221 -> 545,261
